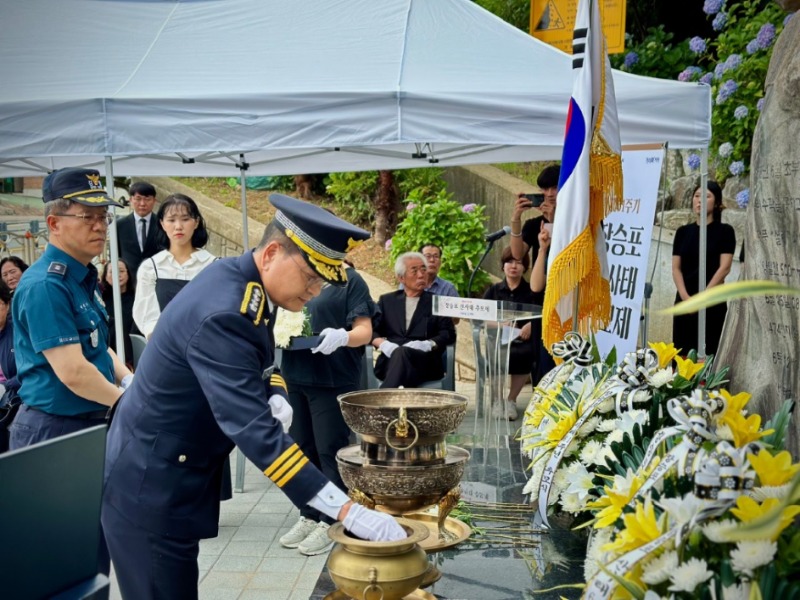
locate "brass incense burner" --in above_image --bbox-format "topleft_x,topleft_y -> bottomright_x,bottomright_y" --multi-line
334,389 -> 472,591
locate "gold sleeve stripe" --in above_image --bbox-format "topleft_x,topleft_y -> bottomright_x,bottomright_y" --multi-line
267,449 -> 305,483
264,443 -> 300,478
276,456 -> 309,488
270,374 -> 287,391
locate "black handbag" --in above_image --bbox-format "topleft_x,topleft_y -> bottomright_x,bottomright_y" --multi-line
0,386 -> 22,428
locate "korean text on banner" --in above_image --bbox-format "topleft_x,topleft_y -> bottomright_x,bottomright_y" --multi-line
595,146 -> 665,360
542,0 -> 623,354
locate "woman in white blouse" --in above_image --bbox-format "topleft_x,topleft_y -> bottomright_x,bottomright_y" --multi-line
133,193 -> 216,338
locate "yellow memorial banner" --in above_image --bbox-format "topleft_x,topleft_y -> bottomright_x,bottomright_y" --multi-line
530,0 -> 626,55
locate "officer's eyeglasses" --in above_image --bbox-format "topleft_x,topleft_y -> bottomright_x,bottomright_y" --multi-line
422,253 -> 441,261
55,212 -> 114,227
283,247 -> 328,291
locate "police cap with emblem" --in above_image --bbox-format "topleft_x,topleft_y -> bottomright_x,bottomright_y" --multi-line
43,168 -> 124,208
269,194 -> 370,286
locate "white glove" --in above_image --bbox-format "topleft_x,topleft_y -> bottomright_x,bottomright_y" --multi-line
312,328 -> 349,355
403,340 -> 434,352
120,374 -> 134,390
378,340 -> 399,358
268,394 -> 293,433
342,503 -> 407,542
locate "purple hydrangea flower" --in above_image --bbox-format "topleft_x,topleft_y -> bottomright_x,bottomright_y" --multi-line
729,161 -> 745,176
678,66 -> 702,82
703,0 -> 724,15
699,72 -> 714,85
384,238 -> 392,251
406,202 -> 417,211
623,52 -> 639,68
719,142 -> 734,158
462,203 -> 477,213
687,153 -> 702,170
756,23 -> 776,49
712,12 -> 728,31
734,105 -> 749,120
736,189 -> 750,208
714,63 -> 725,80
724,54 -> 742,71
757,98 -> 765,112
746,39 -> 760,54
785,13 -> 796,27
716,79 -> 739,105
689,37 -> 707,53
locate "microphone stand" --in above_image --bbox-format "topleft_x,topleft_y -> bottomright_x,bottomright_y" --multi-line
467,239 -> 499,298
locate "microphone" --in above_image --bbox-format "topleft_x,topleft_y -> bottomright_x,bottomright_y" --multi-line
485,226 -> 511,243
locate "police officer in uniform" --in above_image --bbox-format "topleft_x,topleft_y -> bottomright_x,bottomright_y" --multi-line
102,195 -> 406,599
9,168 -> 133,450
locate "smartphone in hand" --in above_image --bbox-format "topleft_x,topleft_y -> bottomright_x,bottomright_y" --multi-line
522,193 -> 545,207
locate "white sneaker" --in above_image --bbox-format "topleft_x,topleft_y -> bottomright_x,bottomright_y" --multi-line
491,401 -> 505,419
279,516 -> 317,548
298,522 -> 334,556
506,401 -> 518,421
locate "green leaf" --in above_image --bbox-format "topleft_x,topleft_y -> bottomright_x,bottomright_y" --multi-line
661,281 -> 800,316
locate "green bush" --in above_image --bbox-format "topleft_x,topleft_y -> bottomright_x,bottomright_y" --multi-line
388,192 -> 491,297
610,26 -> 695,81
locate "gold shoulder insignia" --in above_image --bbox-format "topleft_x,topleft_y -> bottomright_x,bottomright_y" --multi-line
346,237 -> 364,252
240,282 -> 265,325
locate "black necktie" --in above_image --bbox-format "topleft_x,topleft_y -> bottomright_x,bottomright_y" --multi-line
139,217 -> 147,252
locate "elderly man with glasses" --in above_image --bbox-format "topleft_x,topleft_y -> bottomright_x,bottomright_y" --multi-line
8,168 -> 133,452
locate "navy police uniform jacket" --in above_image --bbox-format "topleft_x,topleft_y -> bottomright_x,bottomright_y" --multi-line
103,251 -> 328,539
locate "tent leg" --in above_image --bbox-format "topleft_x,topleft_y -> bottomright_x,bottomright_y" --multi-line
235,154 -> 250,494
698,150 -> 708,359
105,156 -> 126,366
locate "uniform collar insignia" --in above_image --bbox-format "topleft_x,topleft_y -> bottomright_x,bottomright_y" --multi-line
47,261 -> 67,276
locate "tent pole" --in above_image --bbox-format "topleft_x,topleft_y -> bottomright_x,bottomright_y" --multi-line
105,156 -> 126,365
698,149 -> 708,360
235,153 -> 249,494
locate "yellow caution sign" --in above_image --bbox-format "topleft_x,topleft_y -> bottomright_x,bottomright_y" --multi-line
530,0 -> 626,55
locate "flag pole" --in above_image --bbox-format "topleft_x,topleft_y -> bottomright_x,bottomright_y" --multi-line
572,284 -> 580,333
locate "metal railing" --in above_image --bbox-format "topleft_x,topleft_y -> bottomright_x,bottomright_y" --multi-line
0,220 -> 49,264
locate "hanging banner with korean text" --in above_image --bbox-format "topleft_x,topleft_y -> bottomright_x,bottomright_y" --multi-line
595,144 -> 665,361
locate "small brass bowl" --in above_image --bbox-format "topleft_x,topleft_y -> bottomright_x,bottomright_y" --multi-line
327,518 -> 429,600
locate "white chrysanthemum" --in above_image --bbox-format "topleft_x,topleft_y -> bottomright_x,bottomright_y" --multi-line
648,368 -> 674,388
551,468 -> 570,497
595,395 -> 616,414
580,440 -> 603,466
523,458 -> 546,499
658,494 -> 708,526
584,527 -> 614,581
596,418 -> 617,433
560,490 -> 584,514
554,363 -> 575,384
748,484 -> 791,502
577,416 -> 601,438
273,307 -> 308,348
668,557 -> 713,592
722,583 -> 751,600
618,409 -> 649,436
606,429 -> 624,445
702,519 -> 738,543
641,550 -> 679,585
595,444 -> 615,468
716,423 -> 735,442
730,539 -> 777,576
564,461 -> 594,502
633,389 -> 652,403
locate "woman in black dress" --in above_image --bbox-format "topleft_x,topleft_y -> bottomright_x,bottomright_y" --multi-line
672,181 -> 736,356
102,258 -> 137,370
484,247 -> 537,419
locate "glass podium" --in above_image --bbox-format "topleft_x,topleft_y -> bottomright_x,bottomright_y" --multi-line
432,297 -> 541,504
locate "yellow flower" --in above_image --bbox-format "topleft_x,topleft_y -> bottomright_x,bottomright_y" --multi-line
648,341 -> 679,368
731,496 -> 800,540
588,471 -> 647,528
525,383 -> 561,428
675,355 -> 704,380
717,388 -> 752,418
724,411 -> 773,447
747,450 -> 800,487
545,410 -> 577,444
602,498 -> 664,555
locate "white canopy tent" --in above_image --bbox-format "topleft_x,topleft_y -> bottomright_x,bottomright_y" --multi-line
0,0 -> 710,177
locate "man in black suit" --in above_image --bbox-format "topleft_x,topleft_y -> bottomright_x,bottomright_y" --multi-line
116,181 -> 160,275
371,252 -> 456,388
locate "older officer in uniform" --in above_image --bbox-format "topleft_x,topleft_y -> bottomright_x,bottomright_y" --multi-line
9,168 -> 132,450
102,195 -> 406,599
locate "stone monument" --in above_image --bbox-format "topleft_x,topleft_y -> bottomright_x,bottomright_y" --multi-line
716,4 -> 800,456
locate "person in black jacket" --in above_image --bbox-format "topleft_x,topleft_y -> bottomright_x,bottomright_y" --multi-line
116,181 -> 160,276
0,280 -> 18,452
101,258 -> 137,370
371,252 -> 456,388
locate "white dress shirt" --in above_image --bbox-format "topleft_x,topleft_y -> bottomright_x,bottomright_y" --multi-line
133,249 -> 216,337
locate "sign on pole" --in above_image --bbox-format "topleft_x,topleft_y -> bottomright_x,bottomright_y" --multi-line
595,144 -> 665,360
529,0 -> 626,55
